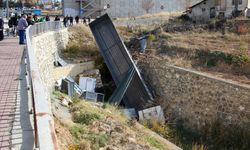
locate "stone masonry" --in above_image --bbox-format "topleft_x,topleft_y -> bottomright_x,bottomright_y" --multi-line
32,29 -> 69,93
139,58 -> 250,130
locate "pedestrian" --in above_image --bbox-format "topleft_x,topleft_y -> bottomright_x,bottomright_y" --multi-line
75,16 -> 79,24
12,14 -> 18,36
33,15 -> 39,23
0,17 -> 4,41
27,15 -> 34,26
63,16 -> 67,27
45,14 -> 50,21
66,15 -> 69,26
83,17 -> 86,24
8,18 -> 13,36
69,16 -> 73,26
17,14 -> 28,45
39,17 -> 45,22
88,17 -> 91,24
54,15 -> 60,21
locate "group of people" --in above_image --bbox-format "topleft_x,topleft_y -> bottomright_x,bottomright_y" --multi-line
0,14 -> 93,44
6,14 -> 53,44
62,16 -> 91,27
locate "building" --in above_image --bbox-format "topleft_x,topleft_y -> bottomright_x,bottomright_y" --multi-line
62,0 -> 200,18
188,0 -> 250,23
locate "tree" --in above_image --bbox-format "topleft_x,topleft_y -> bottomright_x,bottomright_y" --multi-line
141,0 -> 154,14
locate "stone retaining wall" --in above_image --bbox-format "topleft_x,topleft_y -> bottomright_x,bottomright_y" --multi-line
32,29 -> 68,93
140,58 -> 250,130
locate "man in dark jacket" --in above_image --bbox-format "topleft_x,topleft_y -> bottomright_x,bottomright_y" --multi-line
27,15 -> 34,26
45,14 -> 50,21
0,17 -> 4,41
11,14 -> 18,36
54,15 -> 60,21
69,16 -> 73,26
75,16 -> 79,24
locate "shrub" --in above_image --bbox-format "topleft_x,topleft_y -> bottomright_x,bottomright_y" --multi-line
196,50 -> 250,67
87,133 -> 110,150
148,34 -> 156,42
70,125 -> 86,139
72,111 -> 100,125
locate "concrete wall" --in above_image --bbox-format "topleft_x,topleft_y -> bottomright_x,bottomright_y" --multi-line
63,0 -> 80,16
140,58 -> 250,130
63,0 -> 200,18
32,29 -> 95,92
101,0 -> 200,18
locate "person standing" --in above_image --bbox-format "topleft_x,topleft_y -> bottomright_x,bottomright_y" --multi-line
17,14 -> 28,45
27,15 -> 34,26
12,14 -> 18,36
54,15 -> 60,21
63,16 -> 67,27
69,16 -> 73,26
75,16 -> 79,24
8,18 -> 13,36
33,15 -> 39,23
45,14 -> 50,21
0,17 -> 4,41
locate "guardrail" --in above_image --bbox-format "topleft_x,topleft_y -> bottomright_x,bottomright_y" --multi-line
26,21 -> 64,150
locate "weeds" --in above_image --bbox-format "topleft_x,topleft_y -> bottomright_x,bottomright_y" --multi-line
70,125 -> 86,140
192,144 -> 208,150
196,50 -> 250,67
145,136 -> 164,150
62,43 -> 99,59
142,119 -> 250,150
72,111 -> 100,125
87,133 -> 110,150
69,127 -> 109,150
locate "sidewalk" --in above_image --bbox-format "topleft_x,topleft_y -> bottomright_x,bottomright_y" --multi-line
0,37 -> 34,150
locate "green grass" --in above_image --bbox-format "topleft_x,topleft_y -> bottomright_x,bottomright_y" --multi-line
72,111 -> 100,125
145,136 -> 164,150
69,125 -> 86,140
196,50 -> 250,67
87,133 -> 110,150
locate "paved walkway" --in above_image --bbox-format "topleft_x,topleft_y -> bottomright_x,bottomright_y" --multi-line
0,37 -> 34,150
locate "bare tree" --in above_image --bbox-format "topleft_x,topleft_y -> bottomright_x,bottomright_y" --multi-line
141,0 -> 154,14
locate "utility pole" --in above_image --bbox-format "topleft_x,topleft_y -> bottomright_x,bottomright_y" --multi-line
6,0 -> 9,19
80,0 -> 82,17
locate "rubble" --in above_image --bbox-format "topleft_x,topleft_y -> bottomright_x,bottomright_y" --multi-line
138,106 -> 165,123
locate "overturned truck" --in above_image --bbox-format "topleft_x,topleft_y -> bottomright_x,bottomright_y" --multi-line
89,14 -> 154,111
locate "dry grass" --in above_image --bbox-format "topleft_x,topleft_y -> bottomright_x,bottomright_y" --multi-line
54,118 -> 75,150
163,31 -> 250,55
62,24 -> 99,61
136,12 -> 182,19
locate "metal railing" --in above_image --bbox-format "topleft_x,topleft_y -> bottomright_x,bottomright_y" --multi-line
26,21 -> 64,150
27,21 -> 64,40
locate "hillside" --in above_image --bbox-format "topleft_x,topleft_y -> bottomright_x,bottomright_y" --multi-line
52,91 -> 180,150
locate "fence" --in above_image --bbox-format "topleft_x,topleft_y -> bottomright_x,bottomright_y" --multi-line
26,21 -> 64,150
